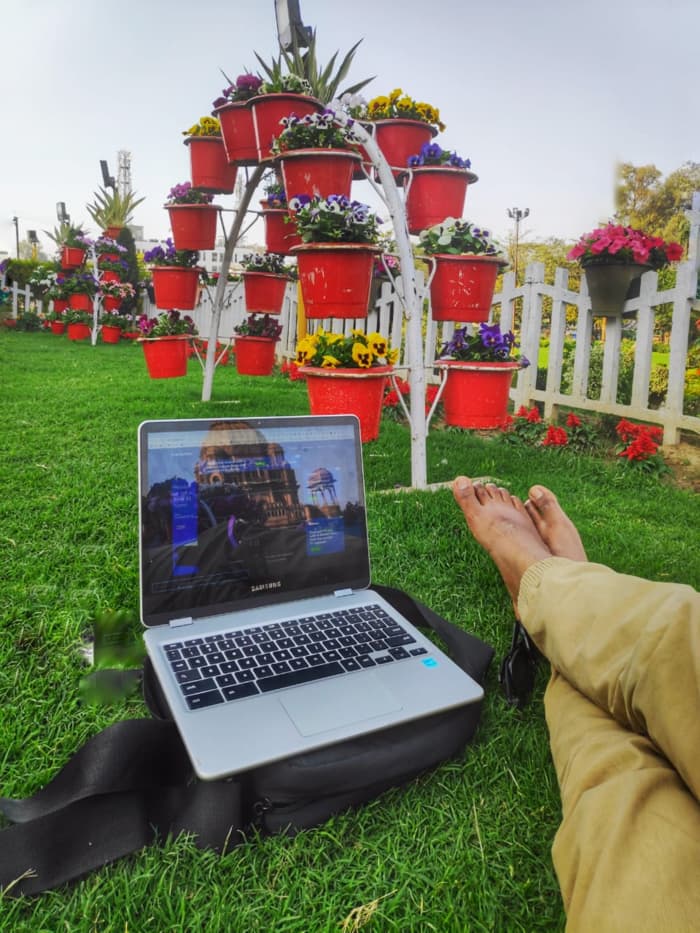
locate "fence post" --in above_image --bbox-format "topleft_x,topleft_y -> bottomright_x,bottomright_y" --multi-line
543,266 -> 570,420
513,261 -> 544,411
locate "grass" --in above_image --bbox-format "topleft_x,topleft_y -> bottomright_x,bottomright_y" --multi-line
1,331 -> 698,931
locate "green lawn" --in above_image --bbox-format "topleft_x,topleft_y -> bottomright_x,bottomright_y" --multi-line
1,331 -> 698,931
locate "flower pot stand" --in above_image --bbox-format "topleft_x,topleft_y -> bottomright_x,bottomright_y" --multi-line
291,243 -> 380,319
140,336 -> 190,378
302,365 -> 393,442
435,361 -> 520,429
234,336 -> 278,375
429,254 -> 505,323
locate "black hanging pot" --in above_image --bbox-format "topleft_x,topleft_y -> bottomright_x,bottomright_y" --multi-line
583,261 -> 650,317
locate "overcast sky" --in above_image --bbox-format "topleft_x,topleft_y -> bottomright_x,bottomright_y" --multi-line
1,0 -> 697,257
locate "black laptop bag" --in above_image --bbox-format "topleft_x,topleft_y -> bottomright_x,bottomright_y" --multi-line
0,585 -> 493,897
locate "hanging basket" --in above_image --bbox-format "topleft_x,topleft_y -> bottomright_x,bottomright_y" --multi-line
185,136 -> 238,194
213,101 -> 259,165
583,262 -> 650,317
151,265 -> 201,310
242,271 -> 289,314
101,324 -> 122,344
404,166 -> 478,234
260,204 -> 302,255
435,361 -> 520,429
371,119 -> 437,177
302,366 -> 393,443
66,322 -> 92,341
291,243 -> 380,319
140,335 -> 190,379
429,254 -> 506,322
234,336 -> 278,375
60,247 -> 86,269
69,293 -> 92,311
50,320 -> 66,335
165,203 -> 221,251
248,92 -> 323,162
278,148 -> 361,200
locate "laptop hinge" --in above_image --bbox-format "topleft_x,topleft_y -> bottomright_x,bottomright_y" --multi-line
169,616 -> 194,628
333,588 -> 354,598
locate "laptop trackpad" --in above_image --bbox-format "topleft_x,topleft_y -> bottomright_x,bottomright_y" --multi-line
279,674 -> 402,736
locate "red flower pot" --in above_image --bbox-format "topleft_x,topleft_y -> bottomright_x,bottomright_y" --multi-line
50,320 -> 66,335
103,226 -> 123,239
278,149 -> 361,200
67,322 -> 91,341
151,266 -> 201,310
234,336 -> 278,375
302,365 -> 393,442
53,299 -> 69,313
213,101 -> 259,165
140,336 -> 190,379
248,93 -> 323,161
99,252 -> 121,264
291,243 -> 380,319
101,269 -> 121,284
429,254 -> 505,323
69,293 -> 92,311
166,203 -> 221,251
101,324 -> 122,344
185,136 -> 238,194
435,361 -> 520,429
404,166 -> 477,234
372,119 -> 436,176
61,246 -> 86,269
242,271 -> 289,314
103,296 -> 122,311
260,204 -> 302,255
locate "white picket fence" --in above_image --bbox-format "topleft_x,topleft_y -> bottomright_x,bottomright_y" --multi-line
4,199 -> 699,445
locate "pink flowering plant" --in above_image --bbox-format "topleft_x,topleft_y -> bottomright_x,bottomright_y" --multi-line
567,223 -> 683,270
99,280 -> 135,301
101,309 -> 134,331
137,309 -> 197,337
165,182 -> 214,206
212,72 -> 264,107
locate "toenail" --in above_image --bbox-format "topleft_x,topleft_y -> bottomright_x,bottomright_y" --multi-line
454,476 -> 471,493
530,486 -> 544,500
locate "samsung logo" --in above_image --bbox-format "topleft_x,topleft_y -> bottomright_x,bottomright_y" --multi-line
250,581 -> 282,593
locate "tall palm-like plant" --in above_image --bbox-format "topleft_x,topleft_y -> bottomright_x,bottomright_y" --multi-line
86,188 -> 145,229
255,30 -> 374,103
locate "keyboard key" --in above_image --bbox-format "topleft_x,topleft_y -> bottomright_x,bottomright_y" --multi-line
239,657 -> 257,670
386,634 -> 417,648
253,664 -> 273,679
410,647 -> 429,657
216,673 -> 236,687
289,658 -> 308,671
204,652 -> 225,664
374,655 -> 394,664
182,647 -> 201,659
185,690 -> 223,710
176,669 -> 202,684
188,656 -> 208,668
357,655 -> 376,668
389,647 -> 411,660
272,661 -> 291,674
201,665 -> 220,678
170,660 -> 188,673
180,677 -> 217,696
220,660 -> 239,674
224,648 -> 243,661
183,638 -> 204,646
166,649 -> 182,661
341,658 -> 361,672
236,670 -> 254,683
257,661 -> 344,693
222,683 -> 260,702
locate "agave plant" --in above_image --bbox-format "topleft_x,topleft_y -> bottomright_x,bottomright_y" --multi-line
254,30 -> 374,103
86,187 -> 145,229
44,221 -> 88,247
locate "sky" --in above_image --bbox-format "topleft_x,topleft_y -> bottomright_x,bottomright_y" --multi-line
1,0 -> 697,258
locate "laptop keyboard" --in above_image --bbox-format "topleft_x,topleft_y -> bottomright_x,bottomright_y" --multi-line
162,604 -> 428,711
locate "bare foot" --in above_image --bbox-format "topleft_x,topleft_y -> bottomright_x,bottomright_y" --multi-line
524,485 -> 587,561
452,476 -> 552,606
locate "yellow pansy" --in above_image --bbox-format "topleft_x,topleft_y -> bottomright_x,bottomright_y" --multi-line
395,96 -> 414,113
387,347 -> 400,365
295,337 -> 317,364
366,331 -> 388,356
389,88 -> 403,102
321,354 -> 341,368
352,342 -> 373,368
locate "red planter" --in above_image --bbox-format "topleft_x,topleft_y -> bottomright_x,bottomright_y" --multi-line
261,204 -> 302,254
67,322 -> 91,341
213,101 -> 259,165
140,336 -> 190,378
151,266 -> 201,310
248,93 -> 323,161
50,320 -> 66,335
166,203 -> 220,251
99,252 -> 121,263
101,324 -> 122,344
101,269 -> 121,284
61,246 -> 86,269
435,361 -> 520,429
242,272 -> 289,314
185,136 -> 238,194
278,148 -> 361,200
53,299 -> 69,313
405,166 -> 477,234
103,226 -> 123,239
372,119 -> 436,176
302,365 -> 392,442
429,254 -> 505,323
291,243 -> 379,319
234,336 -> 278,375
69,293 -> 92,311
103,296 -> 122,311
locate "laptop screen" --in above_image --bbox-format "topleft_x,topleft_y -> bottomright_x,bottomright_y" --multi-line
138,415 -> 371,626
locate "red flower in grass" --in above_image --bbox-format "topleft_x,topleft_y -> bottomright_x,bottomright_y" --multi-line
526,406 -> 542,423
516,406 -> 529,418
566,412 -> 582,428
542,426 -> 568,447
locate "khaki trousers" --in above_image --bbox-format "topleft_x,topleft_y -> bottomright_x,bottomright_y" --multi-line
517,558 -> 700,932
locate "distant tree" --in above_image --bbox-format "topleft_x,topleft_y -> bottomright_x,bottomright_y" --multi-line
615,160 -> 700,248
116,226 -> 140,315
17,239 -> 49,261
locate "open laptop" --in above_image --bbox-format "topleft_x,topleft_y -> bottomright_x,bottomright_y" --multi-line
139,415 -> 483,780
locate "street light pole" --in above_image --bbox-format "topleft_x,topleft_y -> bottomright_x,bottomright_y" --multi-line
12,216 -> 19,258
507,207 -> 529,282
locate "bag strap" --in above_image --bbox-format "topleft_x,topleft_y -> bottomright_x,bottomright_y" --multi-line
0,587 -> 492,897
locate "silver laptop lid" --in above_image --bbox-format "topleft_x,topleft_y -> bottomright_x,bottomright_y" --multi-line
138,415 -> 371,627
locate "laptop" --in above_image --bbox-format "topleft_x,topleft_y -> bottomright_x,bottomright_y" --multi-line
138,415 -> 483,780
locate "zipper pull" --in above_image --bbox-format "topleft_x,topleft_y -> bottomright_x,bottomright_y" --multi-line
252,796 -> 273,828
